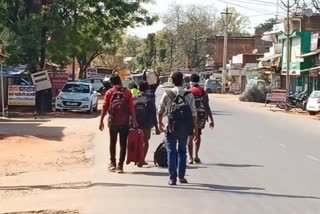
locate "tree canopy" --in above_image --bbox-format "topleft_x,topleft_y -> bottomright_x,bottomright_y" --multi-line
0,0 -> 157,74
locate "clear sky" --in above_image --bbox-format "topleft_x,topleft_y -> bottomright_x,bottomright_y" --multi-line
128,0 -> 315,38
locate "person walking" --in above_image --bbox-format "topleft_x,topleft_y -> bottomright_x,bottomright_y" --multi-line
133,81 -> 160,166
187,74 -> 215,164
143,69 -> 160,102
130,83 -> 140,95
99,74 -> 138,174
158,72 -> 198,185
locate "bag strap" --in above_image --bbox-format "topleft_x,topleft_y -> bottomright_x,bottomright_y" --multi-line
166,90 -> 176,100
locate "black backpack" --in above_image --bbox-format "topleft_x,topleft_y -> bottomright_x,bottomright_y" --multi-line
166,90 -> 194,136
194,90 -> 207,129
134,93 -> 156,129
154,141 -> 168,167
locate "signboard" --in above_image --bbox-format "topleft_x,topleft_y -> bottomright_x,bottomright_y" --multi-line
281,70 -> 301,76
310,69 -> 319,77
268,89 -> 287,105
31,71 -> 52,91
310,33 -> 319,51
8,85 -> 36,106
48,72 -> 69,97
86,67 -> 98,78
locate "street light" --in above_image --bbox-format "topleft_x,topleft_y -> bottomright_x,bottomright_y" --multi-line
0,51 -> 5,118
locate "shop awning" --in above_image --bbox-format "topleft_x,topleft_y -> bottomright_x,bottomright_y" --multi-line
299,49 -> 320,58
257,54 -> 282,62
300,65 -> 320,72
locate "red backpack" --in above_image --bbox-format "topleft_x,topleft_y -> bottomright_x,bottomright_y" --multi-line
108,88 -> 131,126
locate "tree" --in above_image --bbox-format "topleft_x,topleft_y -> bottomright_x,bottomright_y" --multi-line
0,0 -> 157,74
255,18 -> 277,34
162,4 -> 217,69
214,7 -> 251,37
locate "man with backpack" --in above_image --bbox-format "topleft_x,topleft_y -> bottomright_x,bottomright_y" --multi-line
133,81 -> 160,165
188,74 -> 215,164
158,72 -> 198,185
99,74 -> 138,174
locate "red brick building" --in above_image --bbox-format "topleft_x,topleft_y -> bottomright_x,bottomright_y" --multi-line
208,36 -> 272,67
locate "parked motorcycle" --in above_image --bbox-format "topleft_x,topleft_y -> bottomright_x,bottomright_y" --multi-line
278,90 -> 308,111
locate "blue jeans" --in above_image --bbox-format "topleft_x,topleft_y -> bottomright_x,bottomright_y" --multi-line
165,133 -> 188,182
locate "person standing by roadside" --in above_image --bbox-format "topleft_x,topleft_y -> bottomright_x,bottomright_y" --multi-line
158,72 -> 198,185
133,81 -> 160,166
188,74 -> 215,164
99,74 -> 138,173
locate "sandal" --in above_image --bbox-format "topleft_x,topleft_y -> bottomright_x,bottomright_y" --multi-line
194,157 -> 202,164
188,159 -> 194,164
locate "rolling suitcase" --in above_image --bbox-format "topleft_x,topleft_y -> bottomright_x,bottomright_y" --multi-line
126,129 -> 144,166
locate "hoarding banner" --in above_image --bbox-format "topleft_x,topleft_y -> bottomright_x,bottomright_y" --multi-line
48,72 -> 69,97
8,85 -> 36,106
31,71 -> 52,91
86,67 -> 98,78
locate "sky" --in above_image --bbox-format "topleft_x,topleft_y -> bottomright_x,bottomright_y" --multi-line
128,0 -> 316,38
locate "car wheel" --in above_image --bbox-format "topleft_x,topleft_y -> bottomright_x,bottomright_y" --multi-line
87,103 -> 93,114
93,101 -> 98,112
308,111 -> 318,116
206,88 -> 212,94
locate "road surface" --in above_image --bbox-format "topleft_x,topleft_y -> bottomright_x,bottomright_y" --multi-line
87,88 -> 320,214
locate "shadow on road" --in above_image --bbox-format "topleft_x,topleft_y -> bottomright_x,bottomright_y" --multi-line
205,163 -> 264,168
1,182 -> 319,200
0,121 -> 65,141
128,171 -> 168,177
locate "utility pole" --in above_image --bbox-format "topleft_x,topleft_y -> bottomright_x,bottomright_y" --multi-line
221,7 -> 232,94
281,0 -> 299,94
276,0 -> 280,20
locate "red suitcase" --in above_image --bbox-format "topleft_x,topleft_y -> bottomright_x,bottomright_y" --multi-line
126,129 -> 144,166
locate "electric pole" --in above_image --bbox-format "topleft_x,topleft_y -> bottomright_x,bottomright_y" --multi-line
276,0 -> 280,20
221,7 -> 232,94
281,0 -> 299,94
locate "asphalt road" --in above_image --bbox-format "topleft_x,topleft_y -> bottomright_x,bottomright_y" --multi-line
87,88 -> 320,214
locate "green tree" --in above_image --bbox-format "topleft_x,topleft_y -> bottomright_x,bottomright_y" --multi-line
0,0 -> 157,74
255,18 -> 277,34
214,7 -> 251,37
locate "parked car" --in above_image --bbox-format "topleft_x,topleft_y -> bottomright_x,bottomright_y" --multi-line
81,78 -> 105,95
306,90 -> 320,115
55,82 -> 98,113
204,79 -> 221,93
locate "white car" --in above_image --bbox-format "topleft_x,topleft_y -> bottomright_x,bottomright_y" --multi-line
55,82 -> 98,113
306,90 -> 320,115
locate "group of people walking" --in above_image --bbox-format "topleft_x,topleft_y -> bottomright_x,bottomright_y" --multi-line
99,70 -> 214,185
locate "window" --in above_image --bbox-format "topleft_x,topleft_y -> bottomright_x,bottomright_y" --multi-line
62,84 -> 90,93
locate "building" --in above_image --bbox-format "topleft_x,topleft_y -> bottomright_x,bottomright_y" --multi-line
207,35 -> 272,67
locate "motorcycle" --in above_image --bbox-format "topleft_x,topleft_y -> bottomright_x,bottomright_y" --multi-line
278,90 -> 308,111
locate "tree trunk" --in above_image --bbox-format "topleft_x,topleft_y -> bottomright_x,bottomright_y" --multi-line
40,0 -> 47,70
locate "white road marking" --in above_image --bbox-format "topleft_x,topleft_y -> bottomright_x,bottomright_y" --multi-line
306,155 -> 320,162
279,144 -> 287,149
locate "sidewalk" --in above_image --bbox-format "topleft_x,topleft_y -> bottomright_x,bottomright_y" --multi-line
211,94 -> 320,121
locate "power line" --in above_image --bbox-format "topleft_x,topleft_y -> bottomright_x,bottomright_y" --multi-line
216,0 -> 283,14
227,0 -> 278,6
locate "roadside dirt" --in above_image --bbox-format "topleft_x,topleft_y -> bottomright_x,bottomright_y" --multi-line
2,210 -> 79,214
0,135 -> 90,177
0,97 -> 104,213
